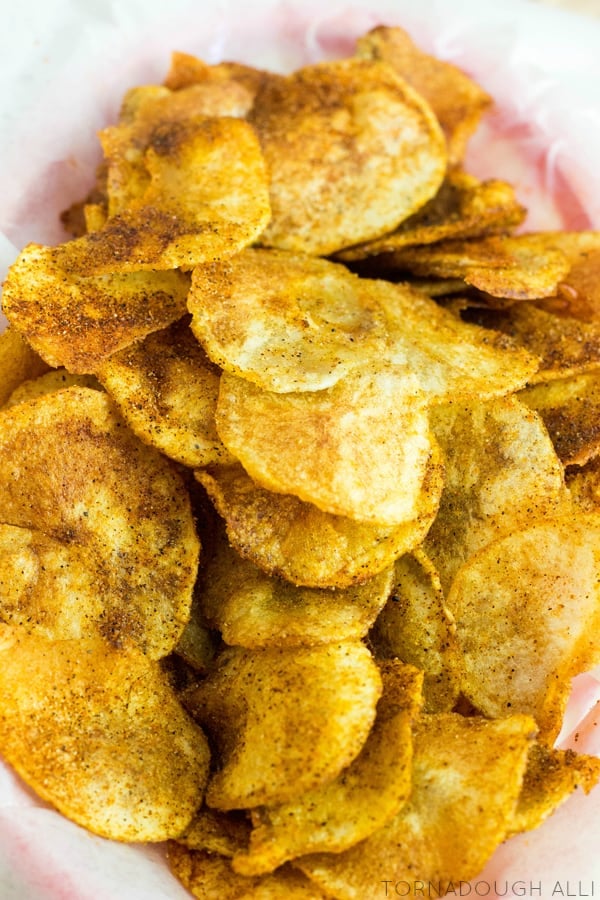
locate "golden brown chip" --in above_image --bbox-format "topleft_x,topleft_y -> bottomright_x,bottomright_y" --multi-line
216,368 -> 439,527
174,596 -> 218,674
567,455 -> 600,511
356,25 -> 492,166
96,317 -> 234,468
198,520 -> 394,647
519,371 -> 600,467
0,327 -> 50,406
188,250 -> 388,393
197,465 -> 440,589
298,713 -> 535,896
449,513 -> 600,739
2,244 -> 190,372
0,387 -> 199,658
178,808 -> 251,856
184,642 -> 382,810
424,395 -> 568,592
250,58 -> 446,256
164,51 -> 269,102
0,633 -> 210,842
336,172 -> 525,261
233,661 -> 421,875
371,550 -> 460,712
7,369 -> 102,407
52,116 -> 270,275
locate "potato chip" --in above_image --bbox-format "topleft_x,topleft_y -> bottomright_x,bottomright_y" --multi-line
233,661 -> 421,875
184,642 -> 382,809
567,456 -> 600,511
0,633 -> 210,842
424,395 -> 568,592
7,369 -> 101,407
519,371 -> 600,467
449,513 -> 600,739
168,845 -> 329,900
164,51 -> 269,103
0,387 -> 199,658
508,743 -> 600,838
336,172 -> 525,261
297,713 -> 535,896
197,465 -> 440,589
51,116 -> 270,274
174,596 -> 218,674
250,58 -> 446,256
2,244 -> 190,372
178,808 -> 251,856
356,25 -> 492,166
198,519 -> 394,647
375,234 -> 570,300
216,368 -> 438,527
96,317 -> 234,467
0,327 -> 49,406
188,250 -> 388,393
371,550 -> 460,712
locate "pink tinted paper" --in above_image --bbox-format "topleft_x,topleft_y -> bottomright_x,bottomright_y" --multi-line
0,1 -> 600,897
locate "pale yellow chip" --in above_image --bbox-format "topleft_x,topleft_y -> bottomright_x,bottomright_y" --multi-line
371,549 -> 460,712
356,25 -> 491,167
336,172 -> 525,261
298,713 -> 535,895
0,328 -> 50,406
0,633 -> 210,842
197,464 -> 441,589
188,249 -> 388,393
250,58 -> 446,256
424,395 -> 568,592
449,513 -> 600,739
2,244 -> 190,372
216,368 -> 439,527
0,387 -> 199,658
96,317 -> 234,467
198,520 -> 394,647
7,369 -> 102,407
233,661 -> 421,875
51,116 -> 270,275
183,642 -> 382,810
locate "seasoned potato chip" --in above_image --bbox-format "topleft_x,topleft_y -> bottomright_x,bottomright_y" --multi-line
197,465 -> 440,588
519,371 -> 600,467
0,634 -> 210,842
178,808 -> 250,856
52,116 -> 270,274
298,713 -> 535,896
188,250 -> 388,392
7,369 -> 101,407
336,172 -> 525,261
376,234 -> 570,300
184,642 -> 382,809
198,520 -> 394,647
371,550 -> 460,712
449,513 -> 600,739
424,395 -> 568,591
168,845 -> 328,900
0,387 -> 199,658
0,328 -> 50,406
356,25 -> 491,166
508,743 -> 600,837
567,456 -> 600,511
250,58 -> 446,256
233,661 -> 421,875
216,368 -> 438,527
96,317 -> 234,468
164,51 -> 268,103
174,596 -> 218,674
2,244 -> 190,372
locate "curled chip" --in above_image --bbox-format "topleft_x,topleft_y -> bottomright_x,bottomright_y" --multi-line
0,328 -> 49,406
297,713 -> 535,896
233,661 -> 421,875
2,245 -> 190,372
50,116 -> 271,275
197,465 -> 440,589
449,513 -> 600,739
250,58 -> 446,256
216,368 -> 438,527
188,249 -> 388,393
184,642 -> 382,809
424,395 -> 568,592
0,387 -> 199,658
356,25 -> 492,166
0,633 -> 210,842
97,317 -> 234,468
198,520 -> 394,647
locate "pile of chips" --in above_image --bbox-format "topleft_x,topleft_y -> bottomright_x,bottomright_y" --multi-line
2,23 -> 600,898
